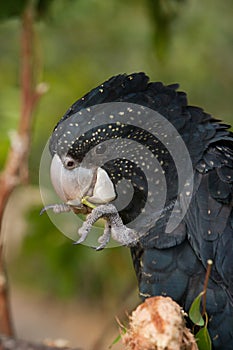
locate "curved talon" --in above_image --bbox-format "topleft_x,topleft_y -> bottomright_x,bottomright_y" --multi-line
88,245 -> 102,251
40,203 -> 71,215
95,244 -> 106,251
73,237 -> 86,245
40,207 -> 49,216
74,227 -> 89,245
40,205 -> 56,215
95,222 -> 111,250
74,228 -> 89,245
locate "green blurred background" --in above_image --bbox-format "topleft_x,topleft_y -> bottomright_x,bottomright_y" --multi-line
0,0 -> 233,347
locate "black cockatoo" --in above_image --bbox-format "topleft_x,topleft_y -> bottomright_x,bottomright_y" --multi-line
42,73 -> 233,349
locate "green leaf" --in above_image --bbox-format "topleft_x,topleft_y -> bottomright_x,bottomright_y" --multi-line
189,291 -> 205,326
196,326 -> 212,350
109,334 -> 122,348
109,324 -> 127,348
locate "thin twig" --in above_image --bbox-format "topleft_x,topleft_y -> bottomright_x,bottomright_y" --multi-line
0,4 -> 46,335
202,259 -> 213,317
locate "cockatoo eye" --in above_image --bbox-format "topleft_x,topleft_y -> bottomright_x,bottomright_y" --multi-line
63,157 -> 76,170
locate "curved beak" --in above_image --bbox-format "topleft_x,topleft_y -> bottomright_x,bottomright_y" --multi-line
50,154 -> 116,208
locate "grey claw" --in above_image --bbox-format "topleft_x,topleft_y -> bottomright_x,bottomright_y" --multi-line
40,203 -> 71,215
40,205 -> 57,215
74,224 -> 90,245
95,222 -> 111,250
74,230 -> 89,245
88,245 -> 103,251
73,237 -> 85,245
95,243 -> 107,251
95,238 -> 110,250
40,207 -> 48,216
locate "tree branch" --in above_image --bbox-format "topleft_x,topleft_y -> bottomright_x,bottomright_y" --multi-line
0,3 -> 47,336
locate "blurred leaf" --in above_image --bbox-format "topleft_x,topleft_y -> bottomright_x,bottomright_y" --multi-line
11,206 -> 135,301
36,0 -> 55,18
196,326 -> 212,350
146,0 -> 186,59
0,0 -> 28,20
0,0 -> 55,21
189,291 -> 205,326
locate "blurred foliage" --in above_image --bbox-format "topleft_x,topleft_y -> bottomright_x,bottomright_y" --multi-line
1,0 -> 233,302
0,0 -> 55,20
0,0 -> 28,20
11,206 -> 136,303
146,0 -> 187,59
